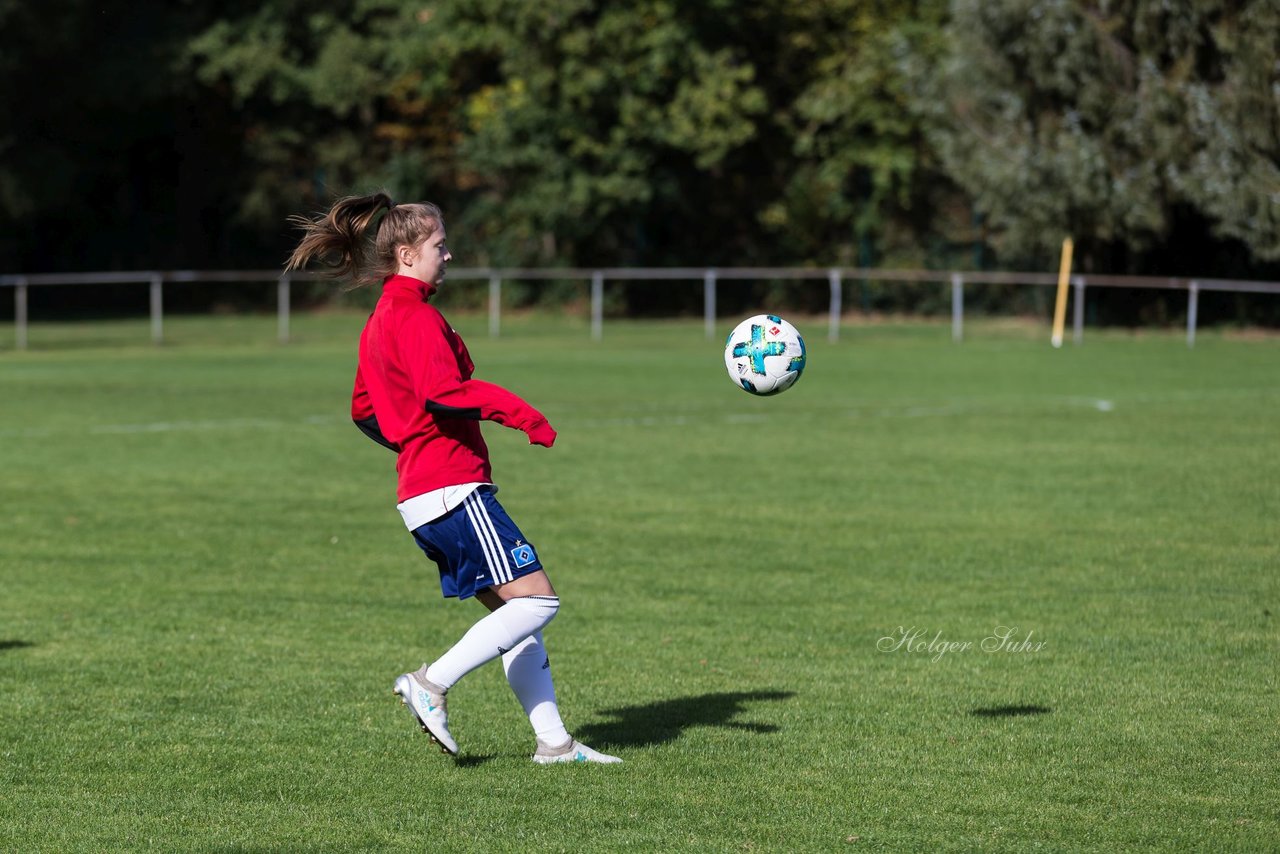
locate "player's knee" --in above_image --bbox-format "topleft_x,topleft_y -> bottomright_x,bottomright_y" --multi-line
505,594 -> 560,629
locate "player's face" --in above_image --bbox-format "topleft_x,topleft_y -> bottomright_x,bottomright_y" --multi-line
402,228 -> 451,285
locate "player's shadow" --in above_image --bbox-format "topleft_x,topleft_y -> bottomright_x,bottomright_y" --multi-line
0,640 -> 34,652
453,754 -> 495,768
970,704 -> 1052,718
577,690 -> 794,749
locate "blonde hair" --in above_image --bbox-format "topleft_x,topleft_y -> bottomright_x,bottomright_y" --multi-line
285,191 -> 445,288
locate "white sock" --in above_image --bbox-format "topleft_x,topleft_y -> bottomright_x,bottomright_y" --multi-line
425,596 -> 560,691
502,631 -> 570,746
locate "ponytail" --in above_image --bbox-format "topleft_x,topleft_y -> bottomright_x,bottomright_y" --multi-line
285,192 -> 446,289
284,192 -> 393,287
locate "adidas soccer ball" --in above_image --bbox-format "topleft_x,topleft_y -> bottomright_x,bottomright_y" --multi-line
724,314 -> 807,396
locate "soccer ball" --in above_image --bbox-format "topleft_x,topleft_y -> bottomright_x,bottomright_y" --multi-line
724,314 -> 807,396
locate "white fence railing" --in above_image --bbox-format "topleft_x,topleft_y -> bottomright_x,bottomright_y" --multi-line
2,267 -> 1278,350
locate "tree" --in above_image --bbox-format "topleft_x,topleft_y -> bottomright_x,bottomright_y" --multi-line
0,0 -> 251,276
928,0 -> 1280,269
184,1 -> 427,245
183,0 -> 955,279
1172,0 -> 1280,260
767,0 -> 958,271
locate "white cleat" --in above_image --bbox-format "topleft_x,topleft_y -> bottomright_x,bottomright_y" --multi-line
393,669 -> 458,755
532,737 -> 622,765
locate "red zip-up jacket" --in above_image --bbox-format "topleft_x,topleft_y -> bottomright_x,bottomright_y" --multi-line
351,275 -> 556,502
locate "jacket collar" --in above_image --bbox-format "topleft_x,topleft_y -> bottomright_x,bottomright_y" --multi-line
381,274 -> 436,300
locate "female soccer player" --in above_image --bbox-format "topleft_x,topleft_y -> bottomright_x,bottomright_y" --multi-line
285,192 -> 619,764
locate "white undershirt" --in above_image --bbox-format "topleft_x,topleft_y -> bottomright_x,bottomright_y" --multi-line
397,482 -> 493,531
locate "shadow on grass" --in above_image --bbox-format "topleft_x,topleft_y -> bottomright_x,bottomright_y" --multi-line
576,690 -> 795,749
453,754 -> 495,768
0,640 -> 35,651
970,704 -> 1052,718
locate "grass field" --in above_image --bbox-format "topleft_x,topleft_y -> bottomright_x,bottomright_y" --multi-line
1,311 -> 1277,852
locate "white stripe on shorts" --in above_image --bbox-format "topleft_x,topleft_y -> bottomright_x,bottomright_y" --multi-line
463,493 -> 512,584
461,495 -> 504,583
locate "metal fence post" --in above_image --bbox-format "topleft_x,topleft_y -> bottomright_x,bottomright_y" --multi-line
704,270 -> 717,340
488,275 -> 501,338
150,273 -> 164,344
1072,275 -> 1085,345
828,269 -> 842,342
15,277 -> 27,350
277,274 -> 291,344
1187,281 -> 1199,348
591,271 -> 604,341
951,273 -> 964,343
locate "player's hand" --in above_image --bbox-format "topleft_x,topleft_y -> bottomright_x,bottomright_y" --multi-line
526,420 -> 557,448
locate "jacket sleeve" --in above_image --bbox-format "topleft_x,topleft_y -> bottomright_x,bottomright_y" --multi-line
405,307 -> 556,446
351,363 -> 399,452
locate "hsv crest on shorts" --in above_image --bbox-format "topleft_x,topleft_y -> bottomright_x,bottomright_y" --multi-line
510,542 -> 536,568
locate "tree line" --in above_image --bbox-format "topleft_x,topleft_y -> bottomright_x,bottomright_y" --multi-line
3,0 -> 1277,323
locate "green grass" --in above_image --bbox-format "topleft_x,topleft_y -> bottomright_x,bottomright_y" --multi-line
1,312 -> 1278,852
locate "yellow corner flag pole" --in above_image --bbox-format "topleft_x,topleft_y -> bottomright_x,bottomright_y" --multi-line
1051,237 -> 1074,348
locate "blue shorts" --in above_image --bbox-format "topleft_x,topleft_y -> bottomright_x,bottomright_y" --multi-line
409,487 -> 544,600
